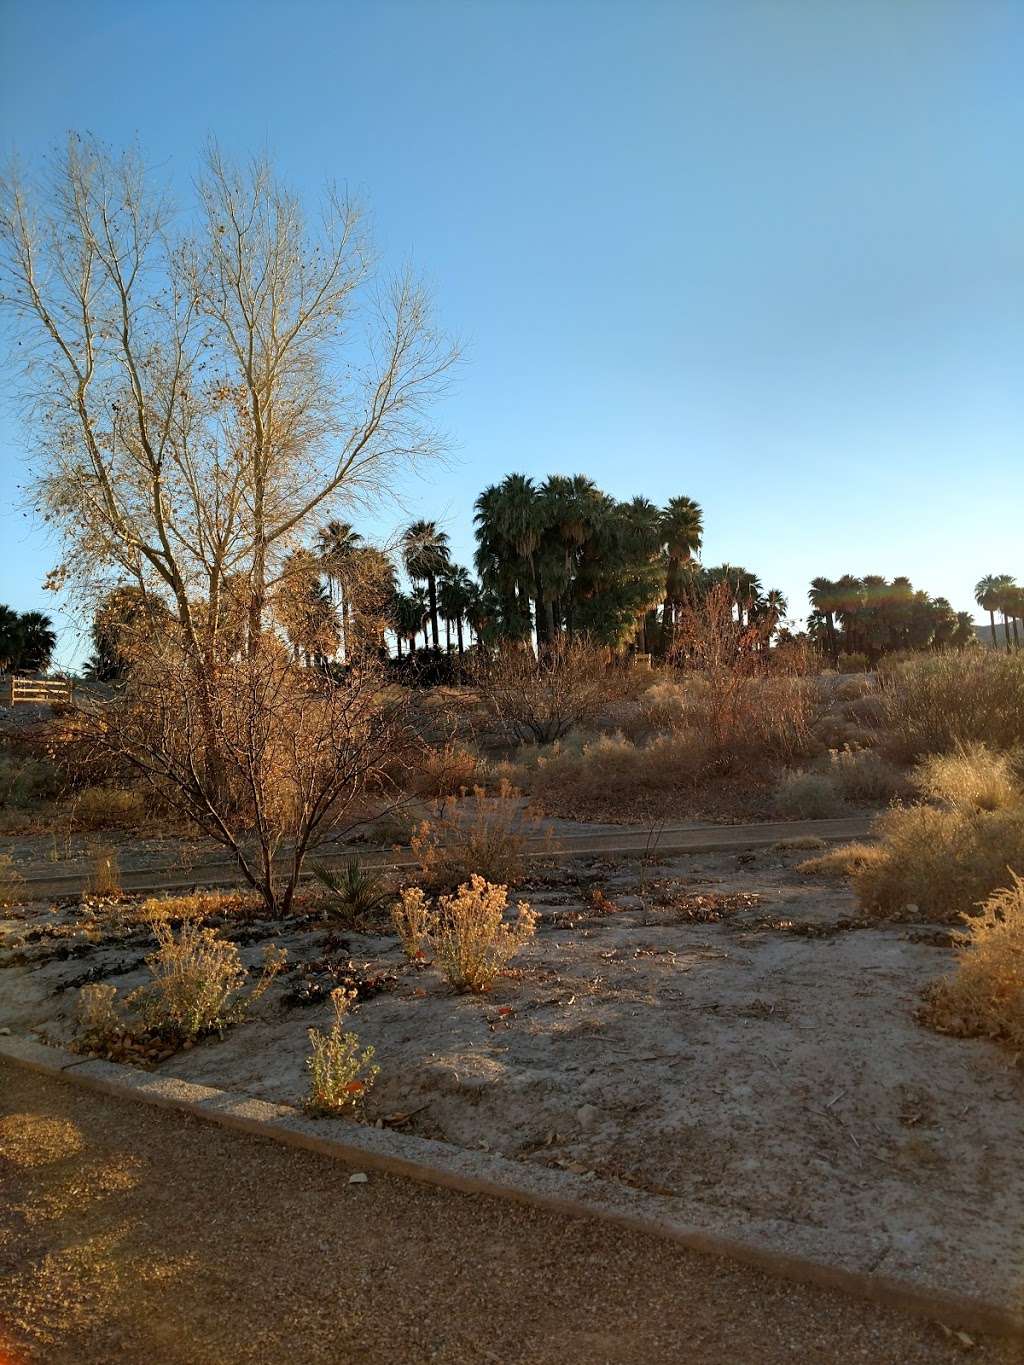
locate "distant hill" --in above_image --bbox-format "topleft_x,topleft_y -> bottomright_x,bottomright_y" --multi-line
974,622 -> 1015,649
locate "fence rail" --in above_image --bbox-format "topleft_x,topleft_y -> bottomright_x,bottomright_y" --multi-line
3,676 -> 74,707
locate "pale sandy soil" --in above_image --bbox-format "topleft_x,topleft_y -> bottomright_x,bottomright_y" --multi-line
2,846 -> 1022,1315
0,1062 -> 1016,1365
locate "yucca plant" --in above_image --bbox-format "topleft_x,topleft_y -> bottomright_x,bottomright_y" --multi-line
312,859 -> 391,929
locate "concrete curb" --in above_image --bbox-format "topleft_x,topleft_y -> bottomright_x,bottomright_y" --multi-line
2,1034 -> 1020,1341
13,816 -> 874,901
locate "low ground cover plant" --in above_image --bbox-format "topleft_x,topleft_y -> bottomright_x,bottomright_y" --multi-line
773,769 -> 845,820
305,987 -> 379,1114
73,916 -> 286,1059
427,874 -> 537,992
920,872 -> 1024,1051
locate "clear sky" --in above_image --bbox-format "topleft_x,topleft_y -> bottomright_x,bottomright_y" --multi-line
1,0 -> 1021,665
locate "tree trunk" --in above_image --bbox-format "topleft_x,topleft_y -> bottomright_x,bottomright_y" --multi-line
428,575 -> 440,648
1003,614 -> 1012,653
456,617 -> 464,655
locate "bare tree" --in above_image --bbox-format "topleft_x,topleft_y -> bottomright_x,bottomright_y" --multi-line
0,136 -> 456,906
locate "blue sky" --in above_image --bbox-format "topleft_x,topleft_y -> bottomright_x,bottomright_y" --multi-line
1,0 -> 1022,665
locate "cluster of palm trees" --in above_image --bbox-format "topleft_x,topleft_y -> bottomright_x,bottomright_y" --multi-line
974,575 -> 1023,652
0,605 -> 57,675
807,576 -> 976,666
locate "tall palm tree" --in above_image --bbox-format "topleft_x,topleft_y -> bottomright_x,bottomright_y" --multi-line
402,521 -> 451,649
438,567 -> 474,655
991,574 -> 1019,652
0,605 -> 23,671
808,578 -> 841,666
317,520 -> 363,661
659,496 -> 703,651
974,575 -> 1006,652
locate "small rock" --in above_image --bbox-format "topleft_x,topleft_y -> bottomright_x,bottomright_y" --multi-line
348,1172 -> 369,1184
0,1027 -> 10,1036
576,1103 -> 601,1131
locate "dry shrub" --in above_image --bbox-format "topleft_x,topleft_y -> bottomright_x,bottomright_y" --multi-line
305,988 -> 379,1114
597,678 -> 689,743
878,652 -> 1024,760
853,804 -> 1024,922
136,890 -> 259,922
414,741 -> 483,798
473,639 -> 621,744
86,844 -> 122,897
0,852 -> 25,907
837,651 -> 870,673
914,744 -> 1019,813
827,748 -> 908,804
74,785 -> 146,830
773,770 -> 846,820
921,872 -> 1024,1050
410,787 -> 538,893
798,842 -> 884,877
391,885 -> 437,959
74,917 -> 287,1053
429,875 -> 537,992
529,730 -> 708,816
0,750 -> 62,809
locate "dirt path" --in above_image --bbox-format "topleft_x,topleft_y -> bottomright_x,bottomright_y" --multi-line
11,815 -> 872,900
0,1062 -> 1010,1365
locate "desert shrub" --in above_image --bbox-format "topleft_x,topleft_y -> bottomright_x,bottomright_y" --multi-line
597,678 -> 690,742
528,729 -> 708,815
837,651 -> 870,673
74,785 -> 146,830
827,748 -> 907,804
0,751 -> 62,809
428,874 -> 537,992
136,890 -> 260,922
410,788 -> 538,893
73,918 -> 287,1054
853,804 -> 1024,922
312,860 -> 392,928
305,988 -> 379,1114
773,770 -> 846,820
0,853 -> 25,907
473,640 -> 622,744
797,841 -> 885,877
913,744 -> 1019,813
920,872 -> 1024,1050
391,885 -> 437,960
878,653 -> 1024,759
833,676 -> 875,704
86,844 -> 122,897
414,741 -> 484,799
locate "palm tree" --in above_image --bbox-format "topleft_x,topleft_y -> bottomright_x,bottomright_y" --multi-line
974,575 -> 1004,651
402,521 -> 451,649
437,567 -> 474,655
659,496 -> 703,651
317,520 -> 363,661
808,578 -> 841,666
394,589 -> 429,655
0,605 -> 22,672
991,574 -> 1019,652
9,611 -> 56,673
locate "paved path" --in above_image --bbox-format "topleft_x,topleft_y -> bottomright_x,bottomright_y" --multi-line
0,1062 -> 1008,1365
13,816 -> 872,901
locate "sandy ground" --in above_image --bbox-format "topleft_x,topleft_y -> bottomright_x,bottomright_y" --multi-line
0,1062 -> 1016,1365
2,846 -> 1022,1316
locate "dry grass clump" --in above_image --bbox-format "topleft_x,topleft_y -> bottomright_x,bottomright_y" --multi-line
853,804 -> 1024,923
391,885 -> 437,960
878,652 -> 1024,759
0,852 -> 25,907
827,748 -> 908,804
305,987 -> 379,1114
429,874 -> 537,992
914,744 -> 1019,812
74,785 -> 146,830
135,890 -> 260,922
528,730 -> 708,816
773,770 -> 846,820
410,787 -> 539,893
73,916 -> 286,1055
86,844 -> 122,897
798,841 -> 885,878
920,872 -> 1024,1050
0,750 -> 62,810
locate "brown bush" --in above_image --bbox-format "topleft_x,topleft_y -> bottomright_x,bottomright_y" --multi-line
410,788 -> 544,893
428,875 -> 537,992
473,640 -> 623,744
878,653 -> 1024,760
920,872 -> 1024,1050
913,744 -> 1019,813
74,786 -> 147,830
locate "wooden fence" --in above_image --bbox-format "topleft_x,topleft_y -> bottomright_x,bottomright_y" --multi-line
3,676 -> 74,707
